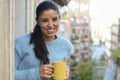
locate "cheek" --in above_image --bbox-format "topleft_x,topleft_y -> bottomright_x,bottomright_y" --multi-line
39,26 -> 46,33
39,23 -> 47,29
55,25 -> 59,31
54,22 -> 60,28
40,27 -> 46,32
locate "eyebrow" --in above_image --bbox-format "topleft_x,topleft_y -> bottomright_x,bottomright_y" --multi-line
40,16 -> 59,19
52,16 -> 59,18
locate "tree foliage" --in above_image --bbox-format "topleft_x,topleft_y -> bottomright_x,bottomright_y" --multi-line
71,60 -> 96,80
111,48 -> 120,66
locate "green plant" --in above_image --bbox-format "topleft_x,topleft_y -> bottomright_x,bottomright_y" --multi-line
90,38 -> 93,44
61,12 -> 68,20
100,55 -> 106,61
111,48 -> 120,66
71,60 -> 97,80
70,59 -> 106,80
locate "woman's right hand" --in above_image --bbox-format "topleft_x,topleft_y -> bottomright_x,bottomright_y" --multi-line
39,64 -> 53,78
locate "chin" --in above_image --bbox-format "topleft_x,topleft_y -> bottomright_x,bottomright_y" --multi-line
47,34 -> 55,37
46,32 -> 56,36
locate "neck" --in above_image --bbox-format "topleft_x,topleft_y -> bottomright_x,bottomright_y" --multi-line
43,36 -> 56,41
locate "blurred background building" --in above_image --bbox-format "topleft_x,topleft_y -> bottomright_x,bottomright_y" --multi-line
111,19 -> 120,50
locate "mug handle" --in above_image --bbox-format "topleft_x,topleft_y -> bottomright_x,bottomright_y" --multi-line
50,64 -> 54,78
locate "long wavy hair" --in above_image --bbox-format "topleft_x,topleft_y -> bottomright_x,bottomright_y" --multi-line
30,1 -> 59,64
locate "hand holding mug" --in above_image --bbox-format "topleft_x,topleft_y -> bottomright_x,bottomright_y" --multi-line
39,64 -> 53,78
39,62 -> 69,80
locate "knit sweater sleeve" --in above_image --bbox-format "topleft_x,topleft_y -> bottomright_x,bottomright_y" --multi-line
65,38 -> 74,55
14,38 -> 41,80
68,41 -> 74,54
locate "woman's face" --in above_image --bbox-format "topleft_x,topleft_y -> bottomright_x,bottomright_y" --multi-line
37,9 -> 60,41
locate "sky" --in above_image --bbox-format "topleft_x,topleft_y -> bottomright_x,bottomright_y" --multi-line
66,0 -> 120,49
89,0 -> 120,26
67,0 -> 120,26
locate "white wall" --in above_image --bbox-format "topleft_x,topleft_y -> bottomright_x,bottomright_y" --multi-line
15,0 -> 42,37
15,0 -> 26,37
0,0 -> 14,80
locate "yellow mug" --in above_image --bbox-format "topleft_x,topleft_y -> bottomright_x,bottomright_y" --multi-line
52,61 -> 66,80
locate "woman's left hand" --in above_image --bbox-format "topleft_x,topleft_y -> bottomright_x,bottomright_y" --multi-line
65,70 -> 69,80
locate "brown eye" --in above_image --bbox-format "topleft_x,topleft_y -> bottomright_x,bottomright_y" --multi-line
52,17 -> 59,22
41,19 -> 48,22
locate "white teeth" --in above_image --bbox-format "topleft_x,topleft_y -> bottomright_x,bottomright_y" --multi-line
46,28 -> 55,33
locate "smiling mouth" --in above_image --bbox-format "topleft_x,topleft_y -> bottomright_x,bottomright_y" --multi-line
46,28 -> 55,34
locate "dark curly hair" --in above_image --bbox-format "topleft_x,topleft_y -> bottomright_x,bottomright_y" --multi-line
30,1 -> 59,64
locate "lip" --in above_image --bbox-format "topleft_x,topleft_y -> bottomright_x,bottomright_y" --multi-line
46,28 -> 55,34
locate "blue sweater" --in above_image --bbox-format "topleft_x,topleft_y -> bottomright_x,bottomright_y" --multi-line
14,33 -> 73,80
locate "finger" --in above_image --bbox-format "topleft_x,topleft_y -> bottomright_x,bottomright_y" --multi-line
40,71 -> 52,78
42,67 -> 53,73
39,65 -> 53,78
41,65 -> 52,71
44,70 -> 52,75
44,65 -> 53,71
44,73 -> 52,78
65,70 -> 69,79
44,64 -> 53,68
66,71 -> 69,77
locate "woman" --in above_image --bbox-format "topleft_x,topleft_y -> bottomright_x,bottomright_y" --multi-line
14,0 -> 73,80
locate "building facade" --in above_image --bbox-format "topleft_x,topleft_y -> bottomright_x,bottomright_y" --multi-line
111,18 -> 120,50
68,11 -> 91,61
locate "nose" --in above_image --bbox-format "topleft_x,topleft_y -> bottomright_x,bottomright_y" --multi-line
48,20 -> 53,27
